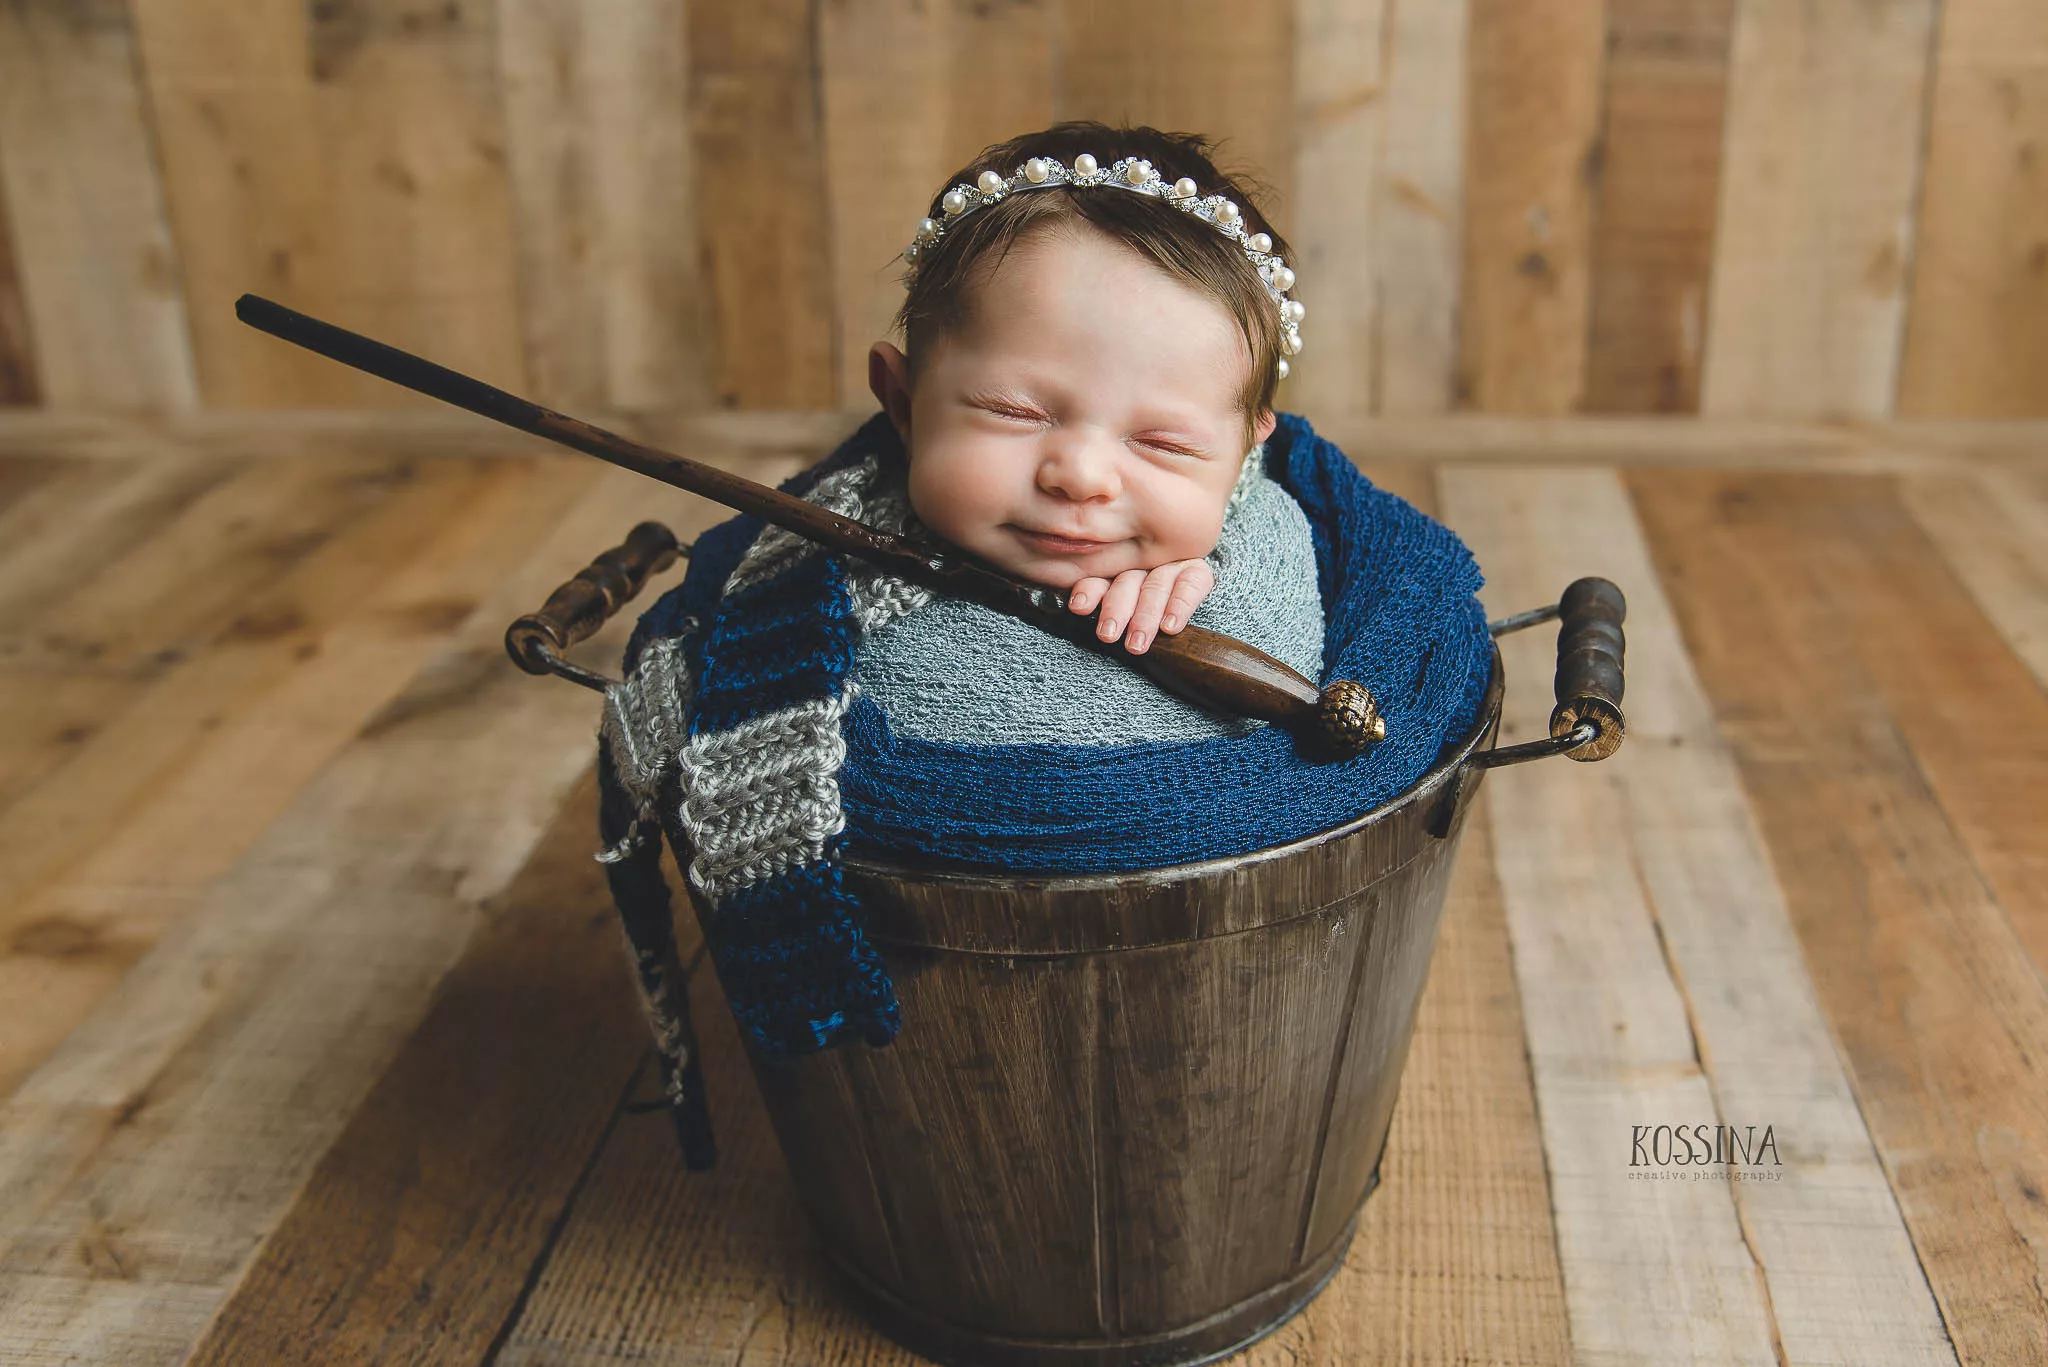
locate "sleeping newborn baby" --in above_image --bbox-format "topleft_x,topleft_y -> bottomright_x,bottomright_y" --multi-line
855,121 -> 1323,743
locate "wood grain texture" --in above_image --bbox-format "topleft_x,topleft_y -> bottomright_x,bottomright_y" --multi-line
1056,0 -> 1295,223
801,788 -> 1480,1353
2,2 -> 2045,421
0,452 -> 58,513
0,165 -> 38,404
1897,0 -> 2048,417
687,0 -> 837,409
1246,806 -> 1573,1366
501,810 -> 1563,1367
1650,473 -> 2048,989
1703,0 -> 1940,418
0,406 -> 869,465
182,769 -> 684,1367
1259,471 -> 1565,1364
1902,466 -> 2048,687
1582,0 -> 1733,413
0,455 -> 419,839
1458,0 -> 1605,413
1444,465 -> 1957,1364
130,0 -> 526,407
496,960 -> 906,1367
0,464 -> 699,1366
1288,0 -> 1390,426
1628,467 -> 2048,1365
1287,0 -> 1472,420
0,457 -> 582,1097
0,0 -> 198,410
496,0 -> 712,412
1372,0 -> 1468,415
500,869 -> 1534,1365
0,454 -> 427,672
819,0 -> 1055,408
0,454 -> 237,629
2,409 -> 2040,475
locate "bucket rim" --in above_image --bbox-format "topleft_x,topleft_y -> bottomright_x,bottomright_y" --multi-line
843,641 -> 1506,892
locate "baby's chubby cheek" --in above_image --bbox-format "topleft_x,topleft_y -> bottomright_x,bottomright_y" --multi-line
899,452 -> 1076,584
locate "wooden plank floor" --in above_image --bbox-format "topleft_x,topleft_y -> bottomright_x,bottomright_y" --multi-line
0,413 -> 2043,1366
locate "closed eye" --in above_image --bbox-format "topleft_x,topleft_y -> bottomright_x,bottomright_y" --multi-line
966,394 -> 1047,424
1133,435 -> 1204,457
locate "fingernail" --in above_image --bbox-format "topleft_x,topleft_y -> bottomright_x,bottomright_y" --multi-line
1129,631 -> 1148,652
1100,618 -> 1119,639
1161,614 -> 1179,631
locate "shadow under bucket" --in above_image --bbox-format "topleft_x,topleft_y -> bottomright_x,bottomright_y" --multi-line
735,645 -> 1516,1367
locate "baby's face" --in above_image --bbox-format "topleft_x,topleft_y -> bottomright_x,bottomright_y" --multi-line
871,225 -> 1276,590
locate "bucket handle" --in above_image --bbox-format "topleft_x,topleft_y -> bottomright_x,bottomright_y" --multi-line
505,521 -> 688,691
1473,576 -> 1628,768
1424,577 -> 1625,841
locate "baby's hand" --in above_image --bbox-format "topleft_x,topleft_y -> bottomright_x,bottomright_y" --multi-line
1068,559 -> 1216,655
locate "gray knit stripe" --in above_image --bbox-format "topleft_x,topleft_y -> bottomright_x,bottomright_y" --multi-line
597,632 -> 696,864
722,459 -> 879,597
676,688 -> 854,899
665,453 -> 928,900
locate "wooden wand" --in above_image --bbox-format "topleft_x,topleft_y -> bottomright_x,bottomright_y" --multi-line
234,294 -> 1385,757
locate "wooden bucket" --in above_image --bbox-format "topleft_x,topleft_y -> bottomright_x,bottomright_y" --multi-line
507,535 -> 1621,1366
737,646 -> 1520,1367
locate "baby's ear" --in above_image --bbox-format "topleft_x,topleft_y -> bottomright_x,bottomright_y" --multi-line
869,342 -> 914,447
1251,407 -> 1278,447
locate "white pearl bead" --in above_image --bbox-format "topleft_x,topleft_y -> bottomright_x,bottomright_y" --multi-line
1074,153 -> 1098,176
1283,299 -> 1305,323
1270,264 -> 1295,291
917,217 -> 938,237
978,170 -> 1004,195
1276,358 -> 1291,379
1216,200 -> 1240,225
1173,177 -> 1197,199
1024,158 -> 1048,183
1125,161 -> 1149,185
1248,232 -> 1272,254
942,188 -> 968,215
1282,331 -> 1303,356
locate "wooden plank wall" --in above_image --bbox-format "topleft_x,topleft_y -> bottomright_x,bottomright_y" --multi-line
0,0 -> 2040,419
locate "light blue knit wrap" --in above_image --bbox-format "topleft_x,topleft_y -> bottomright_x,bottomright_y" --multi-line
852,439 -> 1326,747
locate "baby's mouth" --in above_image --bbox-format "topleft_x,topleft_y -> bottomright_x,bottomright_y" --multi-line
1012,527 -> 1114,555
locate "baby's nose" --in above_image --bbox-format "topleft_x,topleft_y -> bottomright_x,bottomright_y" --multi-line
1037,437 -> 1119,501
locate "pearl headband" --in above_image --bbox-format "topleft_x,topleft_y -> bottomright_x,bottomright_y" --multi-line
900,153 -> 1305,380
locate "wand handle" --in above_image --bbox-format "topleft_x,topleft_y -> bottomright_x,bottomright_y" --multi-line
234,294 -> 922,578
235,294 -> 1386,757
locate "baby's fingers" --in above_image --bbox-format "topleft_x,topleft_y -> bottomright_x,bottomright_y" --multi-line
1156,561 -> 1216,635
1123,561 -> 1213,654
1067,576 -> 1111,614
1094,569 -> 1150,645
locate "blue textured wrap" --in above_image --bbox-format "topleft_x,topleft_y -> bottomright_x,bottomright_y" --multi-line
624,411 -> 1493,1058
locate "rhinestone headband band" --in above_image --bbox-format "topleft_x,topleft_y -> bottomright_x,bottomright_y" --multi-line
900,153 -> 1305,379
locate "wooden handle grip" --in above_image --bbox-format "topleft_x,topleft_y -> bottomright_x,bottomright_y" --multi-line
505,521 -> 682,674
1125,625 -> 1385,758
1549,576 -> 1626,760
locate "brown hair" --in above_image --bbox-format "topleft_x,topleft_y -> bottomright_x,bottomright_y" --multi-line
892,122 -> 1292,439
